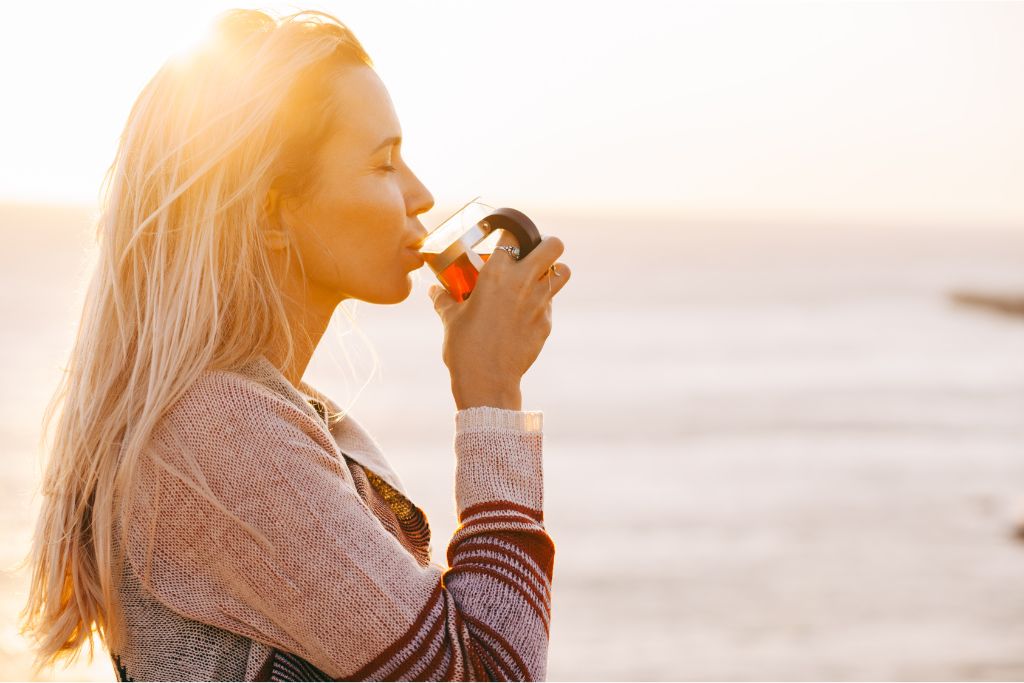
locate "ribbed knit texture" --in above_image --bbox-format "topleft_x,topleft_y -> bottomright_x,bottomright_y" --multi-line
107,355 -> 552,681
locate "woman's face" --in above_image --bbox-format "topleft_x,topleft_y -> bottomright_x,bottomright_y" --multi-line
275,64 -> 434,307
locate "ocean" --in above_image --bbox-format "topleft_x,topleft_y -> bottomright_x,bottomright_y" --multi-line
1,203 -> 1022,680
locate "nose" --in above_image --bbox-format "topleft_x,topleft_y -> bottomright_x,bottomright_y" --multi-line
406,166 -> 435,218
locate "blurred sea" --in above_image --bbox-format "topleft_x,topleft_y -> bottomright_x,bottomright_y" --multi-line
1,202 -> 1022,680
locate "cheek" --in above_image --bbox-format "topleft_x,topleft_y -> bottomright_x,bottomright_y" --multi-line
300,181 -> 407,277
342,179 -> 407,242
329,172 -> 401,223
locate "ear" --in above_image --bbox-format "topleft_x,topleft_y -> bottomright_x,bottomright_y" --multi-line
264,188 -> 280,215
263,189 -> 290,251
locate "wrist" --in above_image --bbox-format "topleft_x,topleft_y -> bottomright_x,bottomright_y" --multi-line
452,379 -> 522,411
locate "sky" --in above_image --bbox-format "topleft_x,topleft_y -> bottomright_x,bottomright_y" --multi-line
0,0 -> 1022,228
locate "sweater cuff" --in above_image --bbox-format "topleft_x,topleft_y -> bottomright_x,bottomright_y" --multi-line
455,406 -> 543,434
452,407 -> 544,521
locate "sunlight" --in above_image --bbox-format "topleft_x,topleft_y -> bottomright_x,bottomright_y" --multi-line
1,1 -> 1022,224
166,11 -> 219,66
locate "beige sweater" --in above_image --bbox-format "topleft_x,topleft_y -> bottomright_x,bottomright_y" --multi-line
108,355 -> 552,681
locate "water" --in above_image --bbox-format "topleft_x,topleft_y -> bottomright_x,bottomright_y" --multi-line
1,204 -> 1022,680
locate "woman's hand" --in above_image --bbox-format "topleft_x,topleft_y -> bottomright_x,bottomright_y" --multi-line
428,230 -> 571,410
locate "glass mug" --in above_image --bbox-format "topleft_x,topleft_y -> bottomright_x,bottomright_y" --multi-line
417,198 -> 543,302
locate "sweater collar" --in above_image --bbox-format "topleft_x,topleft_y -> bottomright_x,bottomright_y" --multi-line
242,355 -> 408,495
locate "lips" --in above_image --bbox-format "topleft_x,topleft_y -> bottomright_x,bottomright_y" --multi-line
406,248 -> 426,267
405,231 -> 428,250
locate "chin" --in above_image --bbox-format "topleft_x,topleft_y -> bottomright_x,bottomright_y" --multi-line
359,273 -> 414,305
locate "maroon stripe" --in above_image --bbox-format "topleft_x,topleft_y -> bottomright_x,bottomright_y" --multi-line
448,553 -> 550,610
441,644 -> 456,680
444,565 -> 550,635
472,640 -> 509,681
451,540 -> 551,598
488,530 -> 556,580
448,528 -> 555,581
344,581 -> 444,680
465,627 -> 516,681
415,629 -> 448,682
460,500 -> 543,523
461,613 -> 531,681
466,635 -> 486,678
444,609 -> 464,680
385,596 -> 447,681
460,513 -> 541,530
448,561 -> 549,628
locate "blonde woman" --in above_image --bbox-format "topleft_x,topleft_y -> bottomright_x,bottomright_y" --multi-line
19,9 -> 570,681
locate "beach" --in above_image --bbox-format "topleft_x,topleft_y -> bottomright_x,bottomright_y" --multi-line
1,203 -> 1022,680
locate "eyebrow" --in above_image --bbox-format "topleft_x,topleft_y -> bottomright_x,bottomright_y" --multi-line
372,136 -> 401,154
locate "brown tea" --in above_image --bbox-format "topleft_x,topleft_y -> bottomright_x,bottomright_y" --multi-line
429,251 -> 491,302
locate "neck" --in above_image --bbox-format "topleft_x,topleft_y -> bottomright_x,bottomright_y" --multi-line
267,278 -> 344,389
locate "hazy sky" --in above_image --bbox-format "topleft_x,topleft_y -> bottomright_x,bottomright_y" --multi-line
1,1 -> 1021,227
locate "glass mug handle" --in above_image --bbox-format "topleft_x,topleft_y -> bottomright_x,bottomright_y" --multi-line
480,207 -> 544,258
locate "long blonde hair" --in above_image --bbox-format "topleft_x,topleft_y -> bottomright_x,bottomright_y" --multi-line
18,9 -> 373,675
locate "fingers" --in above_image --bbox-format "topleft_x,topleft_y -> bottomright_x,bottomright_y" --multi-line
486,229 -> 522,265
485,232 -> 563,275
428,284 -> 456,317
520,236 -> 565,281
479,231 -> 571,300
533,261 -> 572,300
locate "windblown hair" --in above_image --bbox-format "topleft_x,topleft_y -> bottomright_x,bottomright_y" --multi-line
18,9 -> 373,674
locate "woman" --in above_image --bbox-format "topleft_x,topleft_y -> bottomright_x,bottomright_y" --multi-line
19,9 -> 570,681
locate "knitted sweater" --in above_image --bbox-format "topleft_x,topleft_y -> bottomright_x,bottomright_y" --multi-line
107,355 -> 553,681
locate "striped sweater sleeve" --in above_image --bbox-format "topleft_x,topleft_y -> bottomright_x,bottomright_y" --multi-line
444,406 -> 553,680
119,373 -> 553,681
